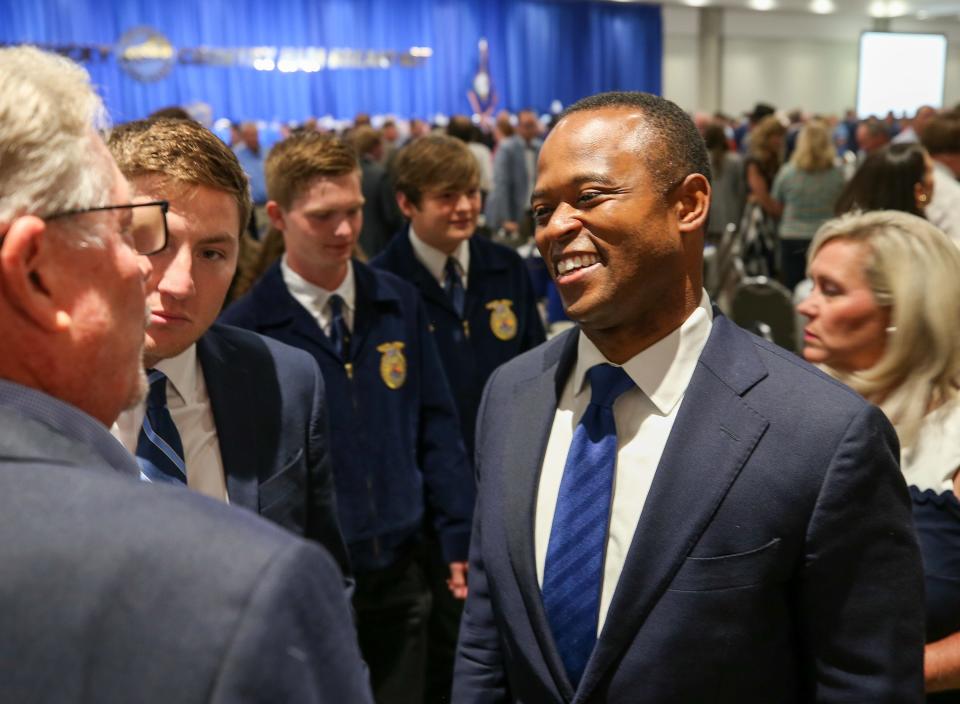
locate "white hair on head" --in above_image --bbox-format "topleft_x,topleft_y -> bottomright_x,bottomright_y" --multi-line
0,45 -> 113,229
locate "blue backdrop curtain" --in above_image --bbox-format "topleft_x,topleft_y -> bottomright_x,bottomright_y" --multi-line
0,0 -> 662,123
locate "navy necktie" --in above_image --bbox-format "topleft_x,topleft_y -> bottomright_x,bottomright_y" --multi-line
136,369 -> 187,485
327,294 -> 350,360
443,257 -> 465,318
542,363 -> 634,688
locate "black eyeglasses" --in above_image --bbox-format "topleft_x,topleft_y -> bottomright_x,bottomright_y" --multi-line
46,200 -> 169,255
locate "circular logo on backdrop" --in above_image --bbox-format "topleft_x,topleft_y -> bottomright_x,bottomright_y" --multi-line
116,27 -> 175,82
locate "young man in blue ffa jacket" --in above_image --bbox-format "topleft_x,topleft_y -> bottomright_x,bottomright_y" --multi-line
107,118 -> 350,578
373,134 -> 546,459
219,132 -> 475,704
372,135 -> 546,703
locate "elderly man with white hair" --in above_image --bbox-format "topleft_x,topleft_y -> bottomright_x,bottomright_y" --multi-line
0,45 -> 371,704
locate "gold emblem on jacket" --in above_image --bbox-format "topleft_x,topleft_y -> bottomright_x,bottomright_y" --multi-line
377,341 -> 407,389
486,299 -> 517,341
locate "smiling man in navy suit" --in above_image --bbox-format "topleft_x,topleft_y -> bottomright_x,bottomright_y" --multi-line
107,118 -> 349,576
452,92 -> 925,703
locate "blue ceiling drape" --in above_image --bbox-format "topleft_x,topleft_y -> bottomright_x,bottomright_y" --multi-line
0,0 -> 662,123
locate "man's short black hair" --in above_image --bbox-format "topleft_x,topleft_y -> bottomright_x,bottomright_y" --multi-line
560,91 -> 711,196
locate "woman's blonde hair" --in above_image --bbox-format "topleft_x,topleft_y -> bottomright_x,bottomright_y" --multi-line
807,210 -> 960,446
748,114 -> 786,164
791,120 -> 836,172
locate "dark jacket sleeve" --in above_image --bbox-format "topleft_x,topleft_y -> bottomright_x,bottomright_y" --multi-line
453,366 -> 510,703
304,357 -> 353,582
209,539 -> 373,703
414,296 -> 475,564
799,403 -> 925,702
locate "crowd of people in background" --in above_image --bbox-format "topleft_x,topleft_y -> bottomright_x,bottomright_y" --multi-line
181,98 -> 960,310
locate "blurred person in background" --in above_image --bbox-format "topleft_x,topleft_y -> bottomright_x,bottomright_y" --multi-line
742,114 -> 786,273
797,209 -> 960,700
703,122 -> 746,245
835,142 -> 934,218
348,125 -> 403,259
486,108 -> 542,240
920,114 -> 960,245
856,116 -> 892,160
768,119 -> 847,290
448,115 -> 494,209
745,114 -> 787,218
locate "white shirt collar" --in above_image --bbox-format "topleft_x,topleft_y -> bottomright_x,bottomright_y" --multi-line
572,291 -> 714,415
408,225 -> 470,285
153,342 -> 199,406
281,255 -> 356,315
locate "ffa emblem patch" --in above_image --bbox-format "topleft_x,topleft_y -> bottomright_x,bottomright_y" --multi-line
486,299 -> 518,341
377,341 -> 407,389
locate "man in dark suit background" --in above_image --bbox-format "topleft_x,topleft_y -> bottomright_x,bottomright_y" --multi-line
485,109 -> 542,240
107,118 -> 349,575
348,125 -> 404,259
453,91 -> 925,702
0,45 -> 370,703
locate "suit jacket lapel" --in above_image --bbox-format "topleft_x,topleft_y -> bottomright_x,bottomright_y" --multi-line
575,316 -> 770,702
197,329 -> 259,512
503,330 -> 579,702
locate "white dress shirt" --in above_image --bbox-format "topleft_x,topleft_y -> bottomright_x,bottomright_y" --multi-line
112,344 -> 229,502
408,225 -> 470,289
535,292 -> 713,635
281,255 -> 356,334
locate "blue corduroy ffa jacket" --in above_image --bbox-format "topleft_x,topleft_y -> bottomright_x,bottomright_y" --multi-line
220,259 -> 474,573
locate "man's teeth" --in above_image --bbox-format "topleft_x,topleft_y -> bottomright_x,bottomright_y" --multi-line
557,254 -> 598,275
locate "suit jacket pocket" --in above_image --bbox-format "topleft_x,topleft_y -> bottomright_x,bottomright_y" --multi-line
669,537 -> 784,592
258,449 -> 305,518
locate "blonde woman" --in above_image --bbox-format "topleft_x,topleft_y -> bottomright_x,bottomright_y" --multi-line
769,120 -> 847,289
797,210 -> 960,699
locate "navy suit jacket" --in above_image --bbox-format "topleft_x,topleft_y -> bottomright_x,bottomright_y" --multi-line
453,316 -> 925,703
220,260 -> 474,572
0,401 -> 372,704
197,323 -> 350,576
371,230 -> 545,457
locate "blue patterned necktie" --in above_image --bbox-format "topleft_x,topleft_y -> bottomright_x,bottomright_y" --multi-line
136,369 -> 187,485
542,363 -> 635,688
327,294 -> 351,360
443,257 -> 465,318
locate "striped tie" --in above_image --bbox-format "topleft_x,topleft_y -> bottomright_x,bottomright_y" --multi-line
327,294 -> 351,360
444,257 -> 465,318
136,369 -> 187,485
542,363 -> 634,687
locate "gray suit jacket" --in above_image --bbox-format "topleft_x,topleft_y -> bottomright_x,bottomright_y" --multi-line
485,136 -> 542,231
0,400 -> 372,704
454,315 -> 924,703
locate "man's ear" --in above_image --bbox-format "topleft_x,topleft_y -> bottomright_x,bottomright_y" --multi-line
675,173 -> 711,234
265,201 -> 286,232
0,216 -> 71,332
396,191 -> 416,220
